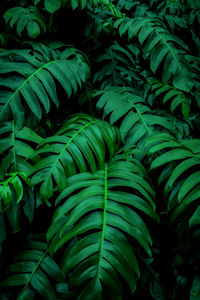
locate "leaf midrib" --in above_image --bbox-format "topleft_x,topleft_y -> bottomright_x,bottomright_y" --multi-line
43,120 -> 96,184
155,29 -> 181,68
127,98 -> 151,135
1,59 -> 58,115
20,248 -> 48,294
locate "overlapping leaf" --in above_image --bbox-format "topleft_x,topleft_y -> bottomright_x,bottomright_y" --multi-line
47,153 -> 158,298
0,45 -> 89,128
4,6 -> 47,39
146,132 -> 200,226
0,121 -> 42,180
93,42 -> 139,88
36,0 -> 110,13
156,0 -> 184,16
151,79 -> 191,118
94,87 -> 171,147
0,172 -> 26,212
154,110 -> 192,139
114,17 -> 194,92
0,172 -> 36,247
29,114 -> 120,199
1,240 -> 64,300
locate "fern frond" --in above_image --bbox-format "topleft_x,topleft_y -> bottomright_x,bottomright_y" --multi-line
0,45 -> 89,128
114,17 -> 194,92
94,87 -> 171,147
4,6 -> 47,39
29,114 -> 120,199
47,153 -> 158,298
1,239 -> 64,300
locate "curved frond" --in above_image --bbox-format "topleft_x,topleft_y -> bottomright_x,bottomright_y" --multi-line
29,114 -> 120,199
0,45 -> 89,128
1,239 -> 64,300
114,17 -> 194,92
94,87 -> 171,147
4,6 -> 47,39
47,153 -> 158,298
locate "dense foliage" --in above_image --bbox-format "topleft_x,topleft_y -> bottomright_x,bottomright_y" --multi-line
0,0 -> 200,299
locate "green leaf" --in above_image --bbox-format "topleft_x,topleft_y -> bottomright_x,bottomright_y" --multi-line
0,173 -> 27,211
150,279 -> 165,300
178,171 -> 200,203
150,149 -> 192,170
189,206 -> 200,229
48,153 -> 157,298
0,45 -> 89,128
29,114 -> 120,199
115,17 -> 193,92
44,0 -> 61,13
168,158 -> 200,188
95,87 -> 171,148
1,240 -> 64,299
27,22 -> 40,39
93,42 -> 138,88
0,121 -> 41,180
151,80 -> 190,118
4,6 -> 47,39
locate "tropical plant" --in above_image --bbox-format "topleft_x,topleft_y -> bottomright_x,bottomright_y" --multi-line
0,0 -> 200,299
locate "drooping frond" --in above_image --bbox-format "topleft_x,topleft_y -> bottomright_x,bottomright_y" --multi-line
47,152 -> 158,298
0,45 -> 89,128
29,114 -> 120,199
